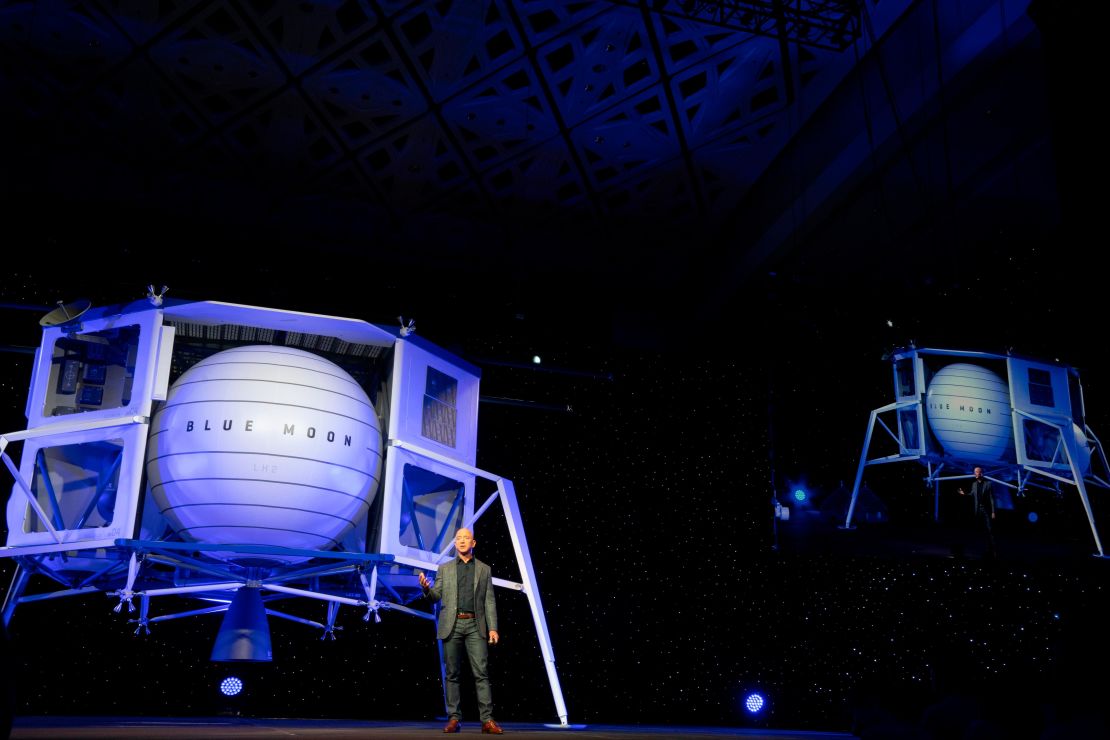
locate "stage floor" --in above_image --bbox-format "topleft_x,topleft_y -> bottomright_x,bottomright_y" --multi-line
8,716 -> 853,739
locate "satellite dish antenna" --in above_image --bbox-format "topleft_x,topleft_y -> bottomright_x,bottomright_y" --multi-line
39,299 -> 91,327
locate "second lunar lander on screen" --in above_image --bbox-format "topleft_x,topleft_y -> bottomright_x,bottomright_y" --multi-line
0,294 -> 570,725
844,346 -> 1110,557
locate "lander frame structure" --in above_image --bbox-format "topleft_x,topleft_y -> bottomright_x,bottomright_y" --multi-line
843,347 -> 1110,558
0,297 -> 570,725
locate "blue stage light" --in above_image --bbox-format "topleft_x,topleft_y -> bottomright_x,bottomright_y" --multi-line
220,677 -> 243,696
744,692 -> 765,714
792,488 -> 807,503
1028,511 -> 1039,523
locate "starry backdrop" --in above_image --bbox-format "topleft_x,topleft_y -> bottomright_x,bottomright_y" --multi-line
0,240 -> 1108,736
1,1 -> 1109,734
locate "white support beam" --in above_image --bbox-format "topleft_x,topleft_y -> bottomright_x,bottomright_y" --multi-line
386,438 -> 571,725
1,448 -> 62,543
497,478 -> 569,726
262,583 -> 366,607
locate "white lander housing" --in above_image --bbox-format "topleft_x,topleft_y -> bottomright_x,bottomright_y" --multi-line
844,347 -> 1110,557
0,297 -> 569,725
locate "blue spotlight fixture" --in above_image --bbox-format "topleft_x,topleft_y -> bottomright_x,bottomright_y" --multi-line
792,488 -> 808,503
219,677 -> 243,697
1028,511 -> 1039,523
744,691 -> 768,714
738,685 -> 773,726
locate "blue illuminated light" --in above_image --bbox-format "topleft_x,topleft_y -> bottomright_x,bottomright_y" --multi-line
793,489 -> 807,503
1028,512 -> 1038,523
220,677 -> 243,696
744,692 -> 765,714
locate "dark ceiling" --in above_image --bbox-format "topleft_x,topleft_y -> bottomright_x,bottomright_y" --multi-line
0,0 -> 1089,351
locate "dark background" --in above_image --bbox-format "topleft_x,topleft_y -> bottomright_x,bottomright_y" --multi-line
1,0 -> 1108,735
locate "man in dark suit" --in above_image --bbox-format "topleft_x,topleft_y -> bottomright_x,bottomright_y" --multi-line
419,527 -> 502,734
959,466 -> 997,558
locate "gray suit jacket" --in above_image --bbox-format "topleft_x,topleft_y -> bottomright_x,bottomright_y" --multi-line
425,557 -> 498,640
970,478 -> 995,516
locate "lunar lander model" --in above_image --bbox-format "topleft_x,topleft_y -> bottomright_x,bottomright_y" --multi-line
844,346 -> 1110,557
0,294 -> 569,725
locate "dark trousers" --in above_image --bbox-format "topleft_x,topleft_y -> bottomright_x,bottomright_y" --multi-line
976,510 -> 996,556
443,617 -> 493,721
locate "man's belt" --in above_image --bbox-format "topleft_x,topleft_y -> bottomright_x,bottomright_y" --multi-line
457,612 -> 476,619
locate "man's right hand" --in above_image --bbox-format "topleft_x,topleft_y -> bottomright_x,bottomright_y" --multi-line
958,488 -> 966,496
418,571 -> 430,590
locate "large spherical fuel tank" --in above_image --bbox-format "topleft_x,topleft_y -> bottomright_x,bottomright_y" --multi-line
925,363 -> 1014,462
146,345 -> 382,562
